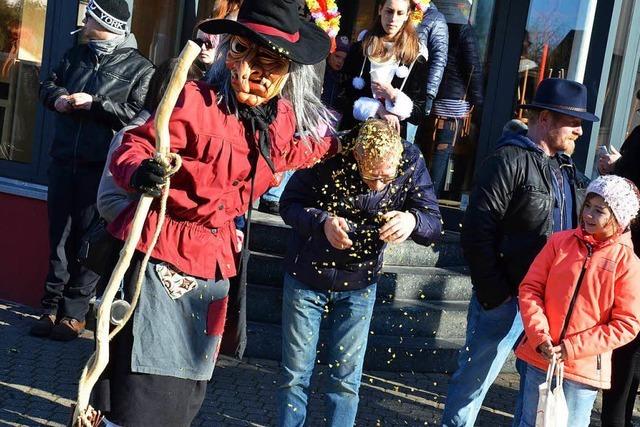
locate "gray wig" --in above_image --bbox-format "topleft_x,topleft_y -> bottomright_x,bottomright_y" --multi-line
206,38 -> 335,142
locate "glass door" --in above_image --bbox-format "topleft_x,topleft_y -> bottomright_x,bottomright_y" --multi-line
0,0 -> 48,164
515,0 -> 597,118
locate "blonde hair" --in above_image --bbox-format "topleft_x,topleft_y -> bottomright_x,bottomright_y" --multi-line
362,0 -> 420,64
354,119 -> 403,167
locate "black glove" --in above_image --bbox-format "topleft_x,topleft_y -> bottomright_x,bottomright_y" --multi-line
424,96 -> 434,117
130,158 -> 167,198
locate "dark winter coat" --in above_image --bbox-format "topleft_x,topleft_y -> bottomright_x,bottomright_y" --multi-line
461,132 -> 585,309
436,24 -> 483,107
614,125 -> 640,255
415,4 -> 449,99
40,42 -> 155,164
339,40 -> 429,133
321,66 -> 347,111
280,142 -> 442,291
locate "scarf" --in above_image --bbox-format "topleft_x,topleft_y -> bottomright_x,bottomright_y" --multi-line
89,33 -> 127,56
576,225 -> 622,250
237,98 -> 278,173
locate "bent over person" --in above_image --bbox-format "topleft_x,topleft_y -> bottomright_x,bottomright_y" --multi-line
32,0 -> 154,341
97,0 -> 340,424
278,119 -> 442,426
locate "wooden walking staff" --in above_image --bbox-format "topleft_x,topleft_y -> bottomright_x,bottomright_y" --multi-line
71,40 -> 201,427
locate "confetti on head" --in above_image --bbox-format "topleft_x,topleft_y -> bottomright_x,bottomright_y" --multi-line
353,119 -> 403,171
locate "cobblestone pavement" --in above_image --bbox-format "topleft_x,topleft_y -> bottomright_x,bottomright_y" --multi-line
1,300 -> 638,426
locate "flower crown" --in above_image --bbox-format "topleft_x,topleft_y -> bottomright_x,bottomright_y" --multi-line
306,0 -> 342,43
410,0 -> 431,25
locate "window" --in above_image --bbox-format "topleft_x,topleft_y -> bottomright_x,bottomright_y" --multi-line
78,0 -> 183,64
515,0 -> 597,114
596,0 -> 639,150
0,0 -> 48,164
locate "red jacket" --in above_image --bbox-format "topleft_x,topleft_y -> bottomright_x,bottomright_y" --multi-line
516,228 -> 640,389
108,81 -> 338,279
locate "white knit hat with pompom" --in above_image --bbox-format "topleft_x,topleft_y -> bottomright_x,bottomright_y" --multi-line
586,175 -> 640,229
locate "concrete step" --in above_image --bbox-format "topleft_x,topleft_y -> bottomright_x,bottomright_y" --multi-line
247,283 -> 469,339
247,252 -> 473,301
249,211 -> 466,268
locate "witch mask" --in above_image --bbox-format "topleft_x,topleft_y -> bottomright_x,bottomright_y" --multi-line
226,35 -> 291,107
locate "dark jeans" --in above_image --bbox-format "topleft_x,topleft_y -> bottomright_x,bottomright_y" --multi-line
423,117 -> 461,197
601,335 -> 640,427
42,160 -> 101,321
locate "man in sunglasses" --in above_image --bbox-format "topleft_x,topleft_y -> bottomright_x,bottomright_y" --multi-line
277,118 -> 441,426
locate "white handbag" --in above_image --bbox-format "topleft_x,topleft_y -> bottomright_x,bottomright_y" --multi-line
535,355 -> 569,427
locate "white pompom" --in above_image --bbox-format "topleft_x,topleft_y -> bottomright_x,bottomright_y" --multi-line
396,65 -> 410,79
353,97 -> 382,122
352,76 -> 365,90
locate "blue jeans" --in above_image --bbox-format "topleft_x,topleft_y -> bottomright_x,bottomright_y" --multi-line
442,293 -> 525,427
278,273 -> 377,427
262,170 -> 294,203
518,362 -> 598,427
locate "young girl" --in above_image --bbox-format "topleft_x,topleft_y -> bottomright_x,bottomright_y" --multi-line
515,175 -> 640,427
339,0 -> 428,137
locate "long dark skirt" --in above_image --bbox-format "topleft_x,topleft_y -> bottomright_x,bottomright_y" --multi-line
92,252 -> 228,426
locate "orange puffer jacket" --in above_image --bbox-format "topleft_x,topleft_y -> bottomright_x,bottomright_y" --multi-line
516,227 -> 640,389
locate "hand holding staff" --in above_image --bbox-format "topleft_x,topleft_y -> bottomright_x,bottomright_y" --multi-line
72,40 -> 201,427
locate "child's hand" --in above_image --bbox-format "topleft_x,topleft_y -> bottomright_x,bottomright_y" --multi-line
551,343 -> 568,362
537,340 -> 555,360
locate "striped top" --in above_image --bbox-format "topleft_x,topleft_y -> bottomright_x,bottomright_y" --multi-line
432,99 -> 471,118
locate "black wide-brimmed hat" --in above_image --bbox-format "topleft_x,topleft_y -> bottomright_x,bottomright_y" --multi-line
519,78 -> 599,122
198,0 -> 330,65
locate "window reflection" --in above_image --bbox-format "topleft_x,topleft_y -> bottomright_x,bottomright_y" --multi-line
516,0 -> 597,115
132,0 -> 181,64
76,0 -> 182,65
0,0 -> 47,164
597,0 -> 636,150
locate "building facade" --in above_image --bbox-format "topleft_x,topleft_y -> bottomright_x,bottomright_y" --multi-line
1,0 -> 639,305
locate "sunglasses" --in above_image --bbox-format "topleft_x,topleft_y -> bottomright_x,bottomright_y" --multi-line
359,173 -> 397,184
358,164 -> 398,184
194,38 -> 214,50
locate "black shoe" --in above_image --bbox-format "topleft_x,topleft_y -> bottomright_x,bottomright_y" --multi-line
258,199 -> 280,215
29,314 -> 56,337
50,317 -> 86,342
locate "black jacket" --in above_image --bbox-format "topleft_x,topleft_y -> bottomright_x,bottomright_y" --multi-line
436,24 -> 483,107
416,4 -> 449,99
614,125 -> 640,254
339,41 -> 429,132
280,142 -> 442,291
40,42 -> 154,164
461,132 -> 585,309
